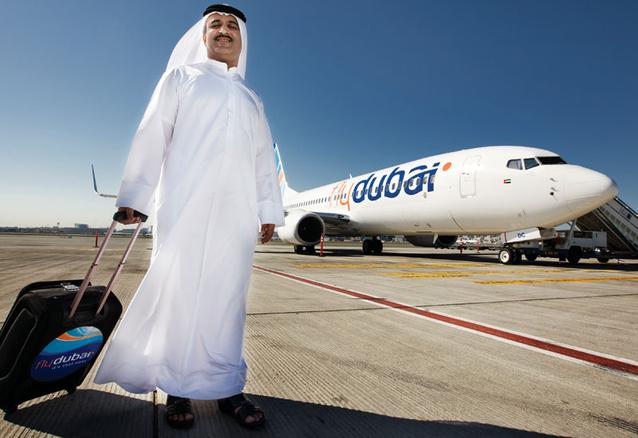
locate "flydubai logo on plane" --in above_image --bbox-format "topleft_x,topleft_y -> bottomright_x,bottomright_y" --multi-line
329,180 -> 354,211
31,326 -> 103,382
352,161 -> 452,204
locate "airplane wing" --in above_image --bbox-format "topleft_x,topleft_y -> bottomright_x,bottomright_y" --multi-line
91,164 -> 117,198
314,212 -> 355,235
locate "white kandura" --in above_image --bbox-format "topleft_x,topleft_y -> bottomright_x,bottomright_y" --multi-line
94,12 -> 284,399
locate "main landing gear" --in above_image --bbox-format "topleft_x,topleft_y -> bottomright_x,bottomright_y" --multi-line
294,245 -> 316,255
362,238 -> 383,255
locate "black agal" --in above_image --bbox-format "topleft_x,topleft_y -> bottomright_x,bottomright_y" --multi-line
202,4 -> 247,23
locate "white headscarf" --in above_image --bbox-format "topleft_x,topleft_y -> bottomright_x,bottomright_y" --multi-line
165,11 -> 248,79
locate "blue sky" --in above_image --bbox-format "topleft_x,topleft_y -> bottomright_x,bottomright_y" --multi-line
0,0 -> 636,227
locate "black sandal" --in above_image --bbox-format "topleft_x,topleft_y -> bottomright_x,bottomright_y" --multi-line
218,393 -> 265,429
165,395 -> 195,429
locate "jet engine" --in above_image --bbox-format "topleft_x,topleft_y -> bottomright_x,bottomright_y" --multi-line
405,235 -> 458,248
277,210 -> 325,246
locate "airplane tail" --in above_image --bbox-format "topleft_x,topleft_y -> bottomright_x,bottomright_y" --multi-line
274,143 -> 297,203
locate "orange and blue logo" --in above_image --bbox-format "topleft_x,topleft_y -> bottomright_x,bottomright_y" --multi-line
328,180 -> 354,211
31,326 -> 103,382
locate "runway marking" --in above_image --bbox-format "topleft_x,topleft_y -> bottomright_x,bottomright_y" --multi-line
382,272 -> 469,278
382,270 -> 557,278
295,263 -> 593,276
254,264 -> 638,380
293,262 -> 485,269
476,276 -> 638,285
247,292 -> 638,316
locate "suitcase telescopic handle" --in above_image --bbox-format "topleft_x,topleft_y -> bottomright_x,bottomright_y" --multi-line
67,210 -> 148,320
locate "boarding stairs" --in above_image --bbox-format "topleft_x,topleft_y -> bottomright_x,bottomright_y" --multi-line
576,196 -> 638,258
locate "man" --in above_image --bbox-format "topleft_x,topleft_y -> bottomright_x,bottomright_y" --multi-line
94,4 -> 284,430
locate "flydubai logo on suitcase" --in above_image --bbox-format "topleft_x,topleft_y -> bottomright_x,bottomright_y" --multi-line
30,326 -> 104,382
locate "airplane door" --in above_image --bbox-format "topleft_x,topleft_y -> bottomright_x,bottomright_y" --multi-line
459,155 -> 481,197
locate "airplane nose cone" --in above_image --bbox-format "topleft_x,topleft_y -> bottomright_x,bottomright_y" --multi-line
563,167 -> 618,214
602,176 -> 619,199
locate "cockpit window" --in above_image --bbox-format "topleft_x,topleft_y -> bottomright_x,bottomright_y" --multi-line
507,159 -> 522,170
537,156 -> 567,165
524,158 -> 539,169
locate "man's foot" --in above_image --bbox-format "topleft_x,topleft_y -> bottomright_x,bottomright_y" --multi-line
165,395 -> 194,429
218,393 -> 265,429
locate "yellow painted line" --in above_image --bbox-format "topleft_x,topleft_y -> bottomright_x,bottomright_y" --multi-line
582,269 -> 630,273
294,262 -> 488,269
383,272 -> 470,278
474,276 -> 638,285
382,270 -> 565,278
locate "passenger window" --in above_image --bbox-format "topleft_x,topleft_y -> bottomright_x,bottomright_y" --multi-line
524,158 -> 539,169
507,159 -> 522,170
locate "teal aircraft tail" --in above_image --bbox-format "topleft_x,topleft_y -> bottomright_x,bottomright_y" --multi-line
274,143 -> 297,204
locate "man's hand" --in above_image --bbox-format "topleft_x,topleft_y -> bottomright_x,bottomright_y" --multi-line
260,224 -> 276,244
116,207 -> 142,225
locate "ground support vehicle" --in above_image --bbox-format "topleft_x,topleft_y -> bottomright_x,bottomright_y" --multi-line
498,224 -> 610,265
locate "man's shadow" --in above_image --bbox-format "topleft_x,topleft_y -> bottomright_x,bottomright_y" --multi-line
4,389 -> 152,437
5,389 -> 563,437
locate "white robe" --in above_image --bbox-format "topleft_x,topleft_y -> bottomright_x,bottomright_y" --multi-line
94,59 -> 284,399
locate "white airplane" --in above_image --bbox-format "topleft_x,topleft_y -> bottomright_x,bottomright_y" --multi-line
274,144 -> 618,257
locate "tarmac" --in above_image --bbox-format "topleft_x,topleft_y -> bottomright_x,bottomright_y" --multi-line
0,234 -> 637,437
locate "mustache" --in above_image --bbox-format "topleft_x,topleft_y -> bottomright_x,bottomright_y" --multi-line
214,34 -> 233,42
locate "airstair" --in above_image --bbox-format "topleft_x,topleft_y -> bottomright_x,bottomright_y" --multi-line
576,196 -> 638,258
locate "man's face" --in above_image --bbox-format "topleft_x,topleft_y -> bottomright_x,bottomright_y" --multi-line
203,13 -> 242,68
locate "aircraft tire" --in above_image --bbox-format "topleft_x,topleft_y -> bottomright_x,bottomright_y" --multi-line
597,257 -> 610,263
304,245 -> 316,255
362,239 -> 373,255
372,239 -> 383,255
294,245 -> 304,254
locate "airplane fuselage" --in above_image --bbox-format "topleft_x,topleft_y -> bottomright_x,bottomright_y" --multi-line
281,146 -> 617,237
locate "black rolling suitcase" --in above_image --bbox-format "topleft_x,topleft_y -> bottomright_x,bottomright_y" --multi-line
0,210 -> 147,414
